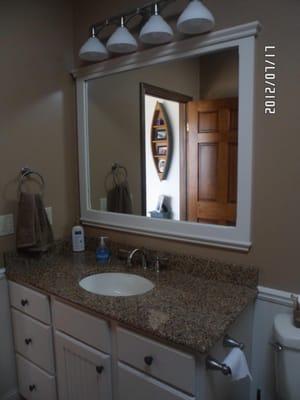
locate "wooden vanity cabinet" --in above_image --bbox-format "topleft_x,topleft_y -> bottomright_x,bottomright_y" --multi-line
9,282 -> 253,400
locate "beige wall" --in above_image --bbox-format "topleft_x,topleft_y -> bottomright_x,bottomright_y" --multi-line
0,0 -> 78,257
199,49 -> 239,99
74,0 -> 300,292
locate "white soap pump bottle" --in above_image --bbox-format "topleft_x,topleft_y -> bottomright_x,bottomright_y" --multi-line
72,225 -> 85,252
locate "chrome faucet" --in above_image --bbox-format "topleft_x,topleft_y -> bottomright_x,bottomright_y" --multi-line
127,248 -> 148,270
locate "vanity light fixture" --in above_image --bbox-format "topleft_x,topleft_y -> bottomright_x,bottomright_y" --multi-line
139,3 -> 174,45
106,17 -> 138,54
79,27 -> 109,61
177,0 -> 215,34
79,0 -> 215,61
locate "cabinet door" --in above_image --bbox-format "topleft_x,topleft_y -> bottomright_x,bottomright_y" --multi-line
118,362 -> 195,400
55,331 -> 112,400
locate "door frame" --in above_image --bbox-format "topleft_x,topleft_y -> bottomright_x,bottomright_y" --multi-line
140,83 -> 192,217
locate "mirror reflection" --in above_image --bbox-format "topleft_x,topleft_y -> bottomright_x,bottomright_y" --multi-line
88,48 -> 238,226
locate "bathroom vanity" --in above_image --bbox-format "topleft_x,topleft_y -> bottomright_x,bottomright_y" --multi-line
6,245 -> 257,400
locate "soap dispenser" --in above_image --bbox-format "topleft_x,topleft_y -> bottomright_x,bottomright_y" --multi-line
96,236 -> 111,264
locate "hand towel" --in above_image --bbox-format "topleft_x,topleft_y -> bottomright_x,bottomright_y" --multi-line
107,181 -> 133,214
16,192 -> 54,252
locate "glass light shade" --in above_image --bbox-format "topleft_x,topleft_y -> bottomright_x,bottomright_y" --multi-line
106,26 -> 138,53
177,0 -> 215,35
79,36 -> 109,61
139,14 -> 174,45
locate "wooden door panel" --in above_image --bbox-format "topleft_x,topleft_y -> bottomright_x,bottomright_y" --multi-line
198,144 -> 218,201
198,111 -> 218,132
187,98 -> 238,225
197,201 -> 236,222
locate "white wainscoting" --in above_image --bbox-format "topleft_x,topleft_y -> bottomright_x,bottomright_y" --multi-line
250,287 -> 294,400
1,390 -> 20,400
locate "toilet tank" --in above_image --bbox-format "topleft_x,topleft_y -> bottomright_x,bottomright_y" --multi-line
273,313 -> 300,400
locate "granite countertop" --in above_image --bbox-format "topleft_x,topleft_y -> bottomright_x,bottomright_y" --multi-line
5,243 -> 258,355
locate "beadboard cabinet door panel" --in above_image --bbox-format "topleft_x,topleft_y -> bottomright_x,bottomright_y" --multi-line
55,331 -> 112,400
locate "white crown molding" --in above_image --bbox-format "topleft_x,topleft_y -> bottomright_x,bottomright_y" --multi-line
258,286 -> 294,307
72,21 -> 261,79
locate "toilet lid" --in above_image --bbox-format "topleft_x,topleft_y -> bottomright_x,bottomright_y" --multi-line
274,313 -> 300,350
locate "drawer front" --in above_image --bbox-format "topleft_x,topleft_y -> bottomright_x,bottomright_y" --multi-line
16,354 -> 57,400
9,281 -> 51,324
12,308 -> 55,374
117,327 -> 196,395
118,363 -> 195,400
53,300 -> 110,353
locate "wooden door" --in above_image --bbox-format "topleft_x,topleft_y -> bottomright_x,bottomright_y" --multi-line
187,98 -> 238,225
55,331 -> 112,400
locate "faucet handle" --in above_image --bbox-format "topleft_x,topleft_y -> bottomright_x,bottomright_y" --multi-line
117,248 -> 131,263
154,255 -> 168,272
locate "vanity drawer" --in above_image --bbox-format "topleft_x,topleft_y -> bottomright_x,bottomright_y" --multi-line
53,300 -> 110,353
117,327 -> 196,395
16,354 -> 57,400
9,281 -> 51,324
11,308 -> 55,374
118,362 -> 195,400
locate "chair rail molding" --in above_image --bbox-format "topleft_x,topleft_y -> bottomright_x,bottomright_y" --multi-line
258,286 -> 294,307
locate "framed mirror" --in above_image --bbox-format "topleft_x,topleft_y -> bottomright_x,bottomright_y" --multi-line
73,22 -> 260,250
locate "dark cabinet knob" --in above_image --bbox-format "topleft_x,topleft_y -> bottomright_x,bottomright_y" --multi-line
144,356 -> 153,366
25,338 -> 32,345
21,299 -> 29,307
29,384 -> 36,392
96,366 -> 104,374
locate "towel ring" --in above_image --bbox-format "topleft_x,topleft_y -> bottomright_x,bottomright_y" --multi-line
18,167 -> 45,196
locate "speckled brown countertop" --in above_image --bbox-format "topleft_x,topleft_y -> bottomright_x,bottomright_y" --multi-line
5,242 -> 258,355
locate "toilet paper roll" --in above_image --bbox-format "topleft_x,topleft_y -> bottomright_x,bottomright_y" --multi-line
223,348 -> 252,381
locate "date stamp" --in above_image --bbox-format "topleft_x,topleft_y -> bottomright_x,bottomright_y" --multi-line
264,45 -> 276,115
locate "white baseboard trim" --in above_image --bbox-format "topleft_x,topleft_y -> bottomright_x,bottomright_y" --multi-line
1,389 -> 20,400
258,285 -> 294,307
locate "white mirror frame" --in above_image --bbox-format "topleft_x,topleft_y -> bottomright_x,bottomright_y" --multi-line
72,21 -> 261,251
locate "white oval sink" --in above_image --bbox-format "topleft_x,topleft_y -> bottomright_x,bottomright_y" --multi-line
79,273 -> 154,297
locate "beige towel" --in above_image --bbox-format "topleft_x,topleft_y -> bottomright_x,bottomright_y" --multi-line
16,192 -> 54,252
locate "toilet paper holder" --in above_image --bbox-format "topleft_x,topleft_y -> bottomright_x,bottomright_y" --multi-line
223,334 -> 244,350
206,356 -> 232,375
206,335 -> 244,375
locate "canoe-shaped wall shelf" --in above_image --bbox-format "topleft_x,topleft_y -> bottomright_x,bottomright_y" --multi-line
151,102 -> 173,181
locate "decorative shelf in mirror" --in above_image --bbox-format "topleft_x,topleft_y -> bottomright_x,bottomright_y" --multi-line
151,102 -> 173,181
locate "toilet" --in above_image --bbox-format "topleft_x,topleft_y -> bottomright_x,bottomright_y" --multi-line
273,313 -> 300,400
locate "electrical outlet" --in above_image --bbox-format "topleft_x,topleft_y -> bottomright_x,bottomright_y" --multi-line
45,207 -> 53,225
0,214 -> 14,236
